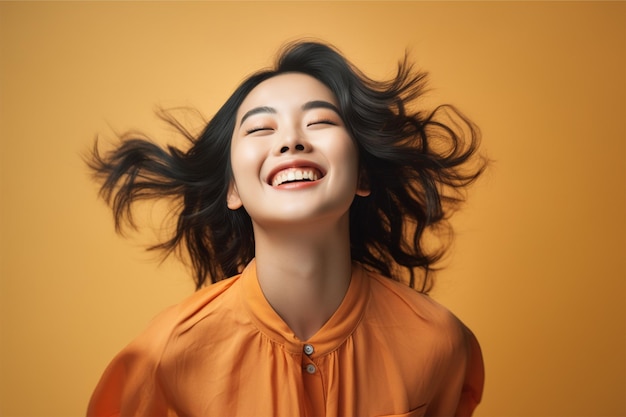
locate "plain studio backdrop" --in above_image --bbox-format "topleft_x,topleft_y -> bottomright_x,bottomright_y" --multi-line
0,2 -> 624,416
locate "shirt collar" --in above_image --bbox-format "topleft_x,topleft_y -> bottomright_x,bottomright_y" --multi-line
239,258 -> 370,357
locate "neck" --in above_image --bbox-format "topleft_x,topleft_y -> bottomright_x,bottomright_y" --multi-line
252,214 -> 353,341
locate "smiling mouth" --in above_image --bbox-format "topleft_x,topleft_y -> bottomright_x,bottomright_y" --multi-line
271,167 -> 323,187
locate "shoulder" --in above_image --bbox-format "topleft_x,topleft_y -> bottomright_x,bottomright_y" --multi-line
154,275 -> 241,339
87,277 -> 242,415
363,268 -> 481,371
366,270 -> 465,337
363,269 -> 485,412
120,275 -> 241,360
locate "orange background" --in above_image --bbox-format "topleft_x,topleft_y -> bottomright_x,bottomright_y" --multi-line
1,2 -> 624,416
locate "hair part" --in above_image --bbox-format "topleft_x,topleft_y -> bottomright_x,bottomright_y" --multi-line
87,40 -> 486,292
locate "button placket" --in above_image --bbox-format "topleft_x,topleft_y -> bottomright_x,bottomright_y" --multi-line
301,355 -> 324,416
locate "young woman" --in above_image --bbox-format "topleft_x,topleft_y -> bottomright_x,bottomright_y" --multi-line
87,40 -> 486,417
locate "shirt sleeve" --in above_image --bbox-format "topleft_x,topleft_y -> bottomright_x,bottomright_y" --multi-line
426,321 -> 485,417
87,279 -> 237,417
86,307 -> 178,417
454,325 -> 485,416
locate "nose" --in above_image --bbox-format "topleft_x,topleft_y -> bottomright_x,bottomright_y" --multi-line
275,125 -> 311,155
280,144 -> 305,153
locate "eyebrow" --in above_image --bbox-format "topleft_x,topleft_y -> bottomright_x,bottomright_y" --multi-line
302,100 -> 341,114
239,100 -> 341,126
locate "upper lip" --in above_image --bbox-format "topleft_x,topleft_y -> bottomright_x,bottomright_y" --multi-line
266,160 -> 326,186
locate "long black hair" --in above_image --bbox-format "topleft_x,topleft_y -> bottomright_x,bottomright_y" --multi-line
88,40 -> 486,293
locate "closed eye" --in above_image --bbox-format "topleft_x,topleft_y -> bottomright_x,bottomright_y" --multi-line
307,120 -> 337,127
246,126 -> 274,135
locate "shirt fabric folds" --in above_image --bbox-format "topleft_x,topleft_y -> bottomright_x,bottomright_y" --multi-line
88,260 -> 484,417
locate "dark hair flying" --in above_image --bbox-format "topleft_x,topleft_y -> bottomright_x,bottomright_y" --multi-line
87,40 -> 486,293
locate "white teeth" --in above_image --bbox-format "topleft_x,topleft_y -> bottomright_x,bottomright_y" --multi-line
272,168 -> 320,187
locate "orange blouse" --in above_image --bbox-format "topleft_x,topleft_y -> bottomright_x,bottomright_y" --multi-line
88,260 -> 484,417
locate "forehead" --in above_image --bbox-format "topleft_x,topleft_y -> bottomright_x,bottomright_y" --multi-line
236,73 -> 338,118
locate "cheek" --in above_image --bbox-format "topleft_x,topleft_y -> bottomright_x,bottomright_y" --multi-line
332,140 -> 360,183
230,143 -> 262,180
228,143 -> 268,211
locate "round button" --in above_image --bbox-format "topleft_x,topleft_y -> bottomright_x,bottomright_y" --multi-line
303,344 -> 314,355
305,364 -> 316,374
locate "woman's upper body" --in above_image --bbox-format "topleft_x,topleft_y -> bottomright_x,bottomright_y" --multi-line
87,40 -> 487,416
87,260 -> 484,417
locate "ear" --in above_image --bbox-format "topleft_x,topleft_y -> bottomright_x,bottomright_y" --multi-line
227,181 -> 243,210
356,169 -> 371,197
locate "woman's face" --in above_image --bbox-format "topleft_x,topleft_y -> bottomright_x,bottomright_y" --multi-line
227,72 -> 368,229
